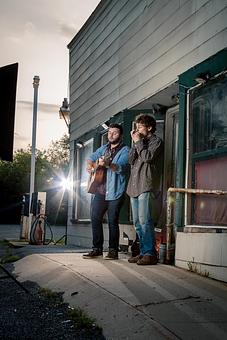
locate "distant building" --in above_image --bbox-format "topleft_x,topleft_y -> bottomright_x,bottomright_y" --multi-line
67,0 -> 227,282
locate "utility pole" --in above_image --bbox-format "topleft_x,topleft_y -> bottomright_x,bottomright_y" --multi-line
28,75 -> 40,241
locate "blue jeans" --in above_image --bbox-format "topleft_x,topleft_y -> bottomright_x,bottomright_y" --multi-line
130,192 -> 156,256
91,193 -> 123,251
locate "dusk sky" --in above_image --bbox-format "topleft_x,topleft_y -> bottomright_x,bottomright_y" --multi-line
0,0 -> 100,151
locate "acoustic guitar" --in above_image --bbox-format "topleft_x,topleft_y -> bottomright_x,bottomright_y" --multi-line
87,164 -> 106,194
87,144 -> 124,194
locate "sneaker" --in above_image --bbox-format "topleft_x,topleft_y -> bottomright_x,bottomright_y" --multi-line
128,255 -> 143,263
104,250 -> 118,260
137,255 -> 158,265
82,249 -> 103,259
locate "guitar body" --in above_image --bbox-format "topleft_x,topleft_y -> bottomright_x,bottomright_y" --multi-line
87,166 -> 105,194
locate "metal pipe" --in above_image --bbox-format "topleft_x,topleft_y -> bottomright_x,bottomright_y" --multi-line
168,187 -> 227,195
166,190 -> 173,262
28,76 -> 40,241
184,89 -> 190,225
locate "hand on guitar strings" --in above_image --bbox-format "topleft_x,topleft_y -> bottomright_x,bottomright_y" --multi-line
98,156 -> 106,167
86,160 -> 96,173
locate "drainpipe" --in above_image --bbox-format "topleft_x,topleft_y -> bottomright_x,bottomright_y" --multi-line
166,189 -> 174,263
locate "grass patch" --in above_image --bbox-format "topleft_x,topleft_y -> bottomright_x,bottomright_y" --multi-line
39,288 -> 102,331
187,260 -> 210,278
0,239 -> 10,246
67,307 -> 101,330
54,238 -> 66,245
39,288 -> 64,304
0,254 -> 21,264
0,241 -> 21,264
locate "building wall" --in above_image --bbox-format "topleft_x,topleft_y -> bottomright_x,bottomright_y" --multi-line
176,232 -> 227,282
69,0 -> 227,140
67,223 -> 136,251
67,0 -> 227,258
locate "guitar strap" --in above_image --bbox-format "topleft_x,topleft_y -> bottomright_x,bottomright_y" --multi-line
103,142 -> 125,166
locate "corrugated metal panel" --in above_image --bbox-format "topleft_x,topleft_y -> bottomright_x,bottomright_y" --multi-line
69,0 -> 227,139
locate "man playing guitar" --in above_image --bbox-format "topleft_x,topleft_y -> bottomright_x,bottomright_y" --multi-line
83,123 -> 129,260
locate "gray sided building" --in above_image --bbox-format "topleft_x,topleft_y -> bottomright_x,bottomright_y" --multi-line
67,0 -> 227,282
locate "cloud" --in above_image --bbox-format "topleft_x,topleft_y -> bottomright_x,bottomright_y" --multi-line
24,22 -> 35,34
59,22 -> 78,39
14,99 -> 68,150
6,21 -> 36,45
17,100 -> 59,114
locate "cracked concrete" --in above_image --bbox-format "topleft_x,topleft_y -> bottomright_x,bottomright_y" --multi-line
12,248 -> 227,340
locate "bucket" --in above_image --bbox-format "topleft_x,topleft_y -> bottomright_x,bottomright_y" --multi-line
159,243 -> 166,264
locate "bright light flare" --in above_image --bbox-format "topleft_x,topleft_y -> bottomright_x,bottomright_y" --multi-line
59,177 -> 72,191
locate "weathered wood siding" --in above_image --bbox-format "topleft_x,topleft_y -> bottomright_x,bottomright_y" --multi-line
69,0 -> 227,140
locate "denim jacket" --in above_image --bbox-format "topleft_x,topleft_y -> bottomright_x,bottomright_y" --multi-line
88,143 -> 129,200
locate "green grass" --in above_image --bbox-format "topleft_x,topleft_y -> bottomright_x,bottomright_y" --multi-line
0,254 -> 21,264
0,240 -> 21,264
39,288 -> 64,304
67,307 -> 101,330
39,288 -> 102,331
0,239 -> 10,246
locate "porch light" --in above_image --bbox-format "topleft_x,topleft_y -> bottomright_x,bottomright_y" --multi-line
76,141 -> 83,148
59,97 -> 70,128
195,72 -> 211,84
101,121 -> 109,130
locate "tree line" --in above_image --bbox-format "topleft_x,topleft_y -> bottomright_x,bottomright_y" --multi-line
0,134 -> 69,225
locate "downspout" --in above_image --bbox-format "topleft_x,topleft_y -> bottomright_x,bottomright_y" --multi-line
184,89 -> 190,226
174,84 -> 187,232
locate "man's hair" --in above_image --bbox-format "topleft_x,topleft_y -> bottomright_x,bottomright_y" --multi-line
135,114 -> 156,132
108,123 -> 123,135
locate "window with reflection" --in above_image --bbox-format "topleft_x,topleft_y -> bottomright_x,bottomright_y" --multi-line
75,139 -> 93,220
192,75 -> 227,153
190,74 -> 227,225
101,131 -> 108,145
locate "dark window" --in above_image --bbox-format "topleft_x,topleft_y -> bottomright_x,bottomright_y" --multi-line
190,74 -> 227,225
192,76 -> 227,153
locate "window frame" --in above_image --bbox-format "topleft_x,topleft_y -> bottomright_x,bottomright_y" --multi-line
186,73 -> 227,227
74,138 -> 94,222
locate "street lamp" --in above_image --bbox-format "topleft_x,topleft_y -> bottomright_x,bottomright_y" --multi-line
59,98 -> 70,129
28,75 -> 40,240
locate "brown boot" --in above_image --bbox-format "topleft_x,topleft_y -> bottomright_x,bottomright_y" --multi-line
137,255 -> 158,265
128,255 -> 143,263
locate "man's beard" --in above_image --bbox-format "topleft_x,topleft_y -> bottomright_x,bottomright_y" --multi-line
109,137 -> 121,145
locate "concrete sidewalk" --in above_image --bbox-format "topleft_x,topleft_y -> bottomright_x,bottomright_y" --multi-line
12,247 -> 227,340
